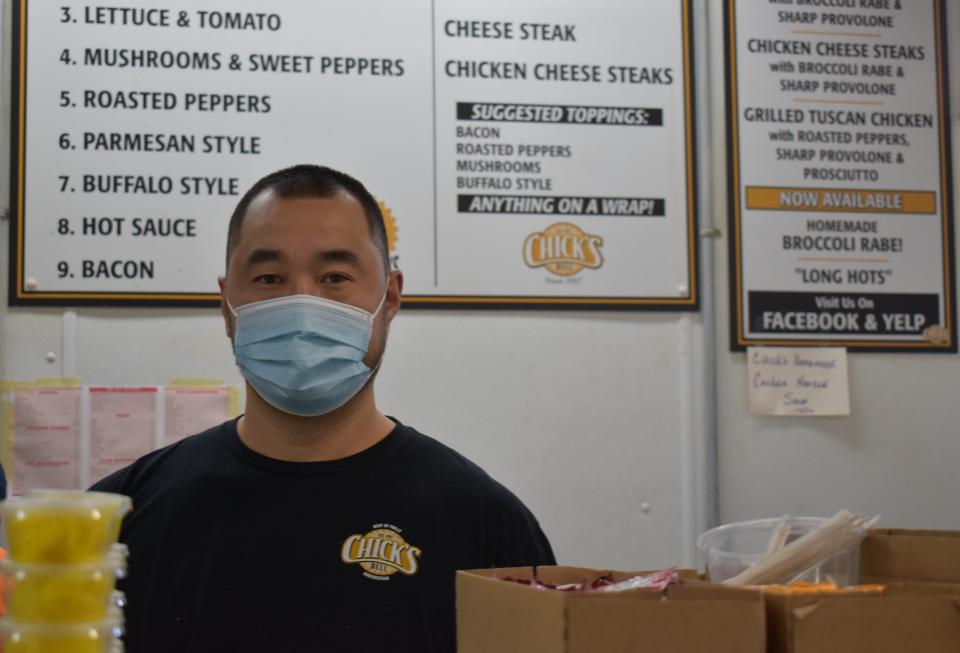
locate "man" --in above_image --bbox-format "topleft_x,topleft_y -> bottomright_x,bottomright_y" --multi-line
92,164 -> 555,653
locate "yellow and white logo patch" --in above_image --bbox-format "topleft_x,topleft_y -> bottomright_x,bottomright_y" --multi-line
523,222 -> 604,277
341,524 -> 422,581
376,199 -> 400,271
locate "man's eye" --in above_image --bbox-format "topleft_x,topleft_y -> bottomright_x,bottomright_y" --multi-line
324,273 -> 350,284
254,274 -> 282,285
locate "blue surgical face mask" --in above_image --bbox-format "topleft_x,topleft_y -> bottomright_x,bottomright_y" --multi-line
227,292 -> 386,417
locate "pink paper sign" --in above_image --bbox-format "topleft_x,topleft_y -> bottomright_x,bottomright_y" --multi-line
11,387 -> 82,492
89,387 -> 157,484
164,386 -> 232,445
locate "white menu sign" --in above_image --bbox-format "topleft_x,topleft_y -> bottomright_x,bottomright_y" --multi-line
727,0 -> 954,351
10,0 -> 697,310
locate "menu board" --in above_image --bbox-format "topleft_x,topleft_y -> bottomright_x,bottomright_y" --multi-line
726,0 -> 954,350
9,0 -> 697,310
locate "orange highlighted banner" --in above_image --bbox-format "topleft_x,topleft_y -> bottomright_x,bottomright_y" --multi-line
746,187 -> 936,214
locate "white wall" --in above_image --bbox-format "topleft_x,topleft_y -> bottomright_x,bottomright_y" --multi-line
711,1 -> 960,529
0,0 -> 715,571
379,311 -> 702,568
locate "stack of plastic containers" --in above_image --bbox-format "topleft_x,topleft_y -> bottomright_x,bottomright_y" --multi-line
0,490 -> 131,653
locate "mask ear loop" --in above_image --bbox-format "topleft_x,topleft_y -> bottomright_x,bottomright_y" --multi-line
365,283 -> 392,376
368,356 -> 385,377
223,297 -> 241,352
370,288 -> 389,319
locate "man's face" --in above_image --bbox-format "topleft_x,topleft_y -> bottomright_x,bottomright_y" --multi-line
219,189 -> 402,369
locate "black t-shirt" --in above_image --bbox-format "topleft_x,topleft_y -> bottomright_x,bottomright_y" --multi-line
91,418 -> 555,653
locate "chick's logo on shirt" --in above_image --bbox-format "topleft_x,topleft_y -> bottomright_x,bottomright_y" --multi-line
523,222 -> 604,277
341,524 -> 422,581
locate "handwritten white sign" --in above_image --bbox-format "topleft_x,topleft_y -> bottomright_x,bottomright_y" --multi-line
747,347 -> 849,417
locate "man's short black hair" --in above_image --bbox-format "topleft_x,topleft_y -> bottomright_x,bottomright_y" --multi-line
226,164 -> 389,273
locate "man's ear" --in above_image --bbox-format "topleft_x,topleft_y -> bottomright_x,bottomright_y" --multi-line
218,276 -> 234,338
385,270 -> 404,323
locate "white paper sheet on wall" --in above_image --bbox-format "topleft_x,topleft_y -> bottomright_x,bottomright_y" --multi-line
747,347 -> 850,417
164,384 -> 238,446
88,387 -> 158,485
7,384 -> 83,491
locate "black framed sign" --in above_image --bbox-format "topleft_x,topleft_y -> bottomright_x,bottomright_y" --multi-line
10,0 -> 698,309
726,0 -> 955,351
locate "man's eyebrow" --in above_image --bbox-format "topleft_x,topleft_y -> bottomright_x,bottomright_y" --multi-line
315,249 -> 362,265
245,248 -> 285,266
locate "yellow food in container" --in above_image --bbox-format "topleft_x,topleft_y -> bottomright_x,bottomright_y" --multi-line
0,493 -> 132,564
0,619 -> 123,653
1,556 -> 126,623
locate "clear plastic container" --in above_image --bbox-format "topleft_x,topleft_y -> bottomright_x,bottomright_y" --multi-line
22,491 -> 132,546
0,493 -> 132,563
0,618 -> 123,653
697,517 -> 861,586
1,557 -> 126,623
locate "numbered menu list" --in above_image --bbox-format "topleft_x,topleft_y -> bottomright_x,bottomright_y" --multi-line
731,0 -> 953,348
20,5 -> 288,300
14,0 -> 693,307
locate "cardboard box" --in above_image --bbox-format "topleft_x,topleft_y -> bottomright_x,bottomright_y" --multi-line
764,584 -> 960,653
456,566 -> 765,653
861,528 -> 960,584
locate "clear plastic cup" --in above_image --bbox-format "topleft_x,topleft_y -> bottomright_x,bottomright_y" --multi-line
0,493 -> 132,563
21,490 -> 133,545
110,543 -> 129,560
0,618 -> 123,653
697,517 -> 861,586
1,556 -> 126,623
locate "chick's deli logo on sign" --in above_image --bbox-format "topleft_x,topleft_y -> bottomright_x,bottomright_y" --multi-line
523,222 -> 604,277
341,525 -> 422,581
376,199 -> 400,270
